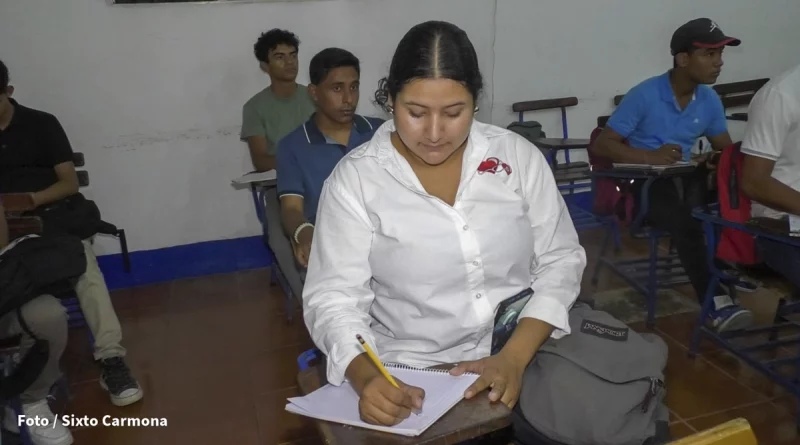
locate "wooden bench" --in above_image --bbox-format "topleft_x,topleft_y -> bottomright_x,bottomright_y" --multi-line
296,365 -> 511,445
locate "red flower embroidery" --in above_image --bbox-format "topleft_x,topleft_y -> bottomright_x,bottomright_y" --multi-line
477,157 -> 512,175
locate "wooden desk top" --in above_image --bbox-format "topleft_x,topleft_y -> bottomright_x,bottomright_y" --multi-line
295,366 -> 512,445
535,138 -> 591,149
0,193 -> 35,213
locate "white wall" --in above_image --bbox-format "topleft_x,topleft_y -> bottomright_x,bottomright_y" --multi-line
0,0 -> 797,255
491,0 -> 800,144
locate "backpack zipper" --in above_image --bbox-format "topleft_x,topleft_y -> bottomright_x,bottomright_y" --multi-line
639,377 -> 664,413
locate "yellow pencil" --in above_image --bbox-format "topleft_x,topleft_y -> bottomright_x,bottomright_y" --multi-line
356,334 -> 400,388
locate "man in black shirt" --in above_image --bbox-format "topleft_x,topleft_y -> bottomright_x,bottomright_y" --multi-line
0,60 -> 142,412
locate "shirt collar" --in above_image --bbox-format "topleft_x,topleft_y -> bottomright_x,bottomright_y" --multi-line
659,71 -> 697,106
302,113 -> 375,145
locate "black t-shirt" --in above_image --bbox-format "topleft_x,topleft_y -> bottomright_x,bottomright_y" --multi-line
0,99 -> 74,194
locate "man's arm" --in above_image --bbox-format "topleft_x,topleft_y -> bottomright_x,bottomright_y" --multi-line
246,136 -> 276,172
32,161 -> 79,208
740,85 -> 800,215
741,155 -> 800,216
592,127 -> 657,163
276,141 -> 309,239
280,195 -> 311,241
32,115 -> 79,208
707,132 -> 734,152
241,101 -> 276,172
591,87 -> 675,164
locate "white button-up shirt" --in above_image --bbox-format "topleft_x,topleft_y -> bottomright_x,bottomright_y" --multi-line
303,119 -> 586,386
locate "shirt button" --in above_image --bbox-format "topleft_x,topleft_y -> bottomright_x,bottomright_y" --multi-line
475,293 -> 482,299
463,225 -> 469,231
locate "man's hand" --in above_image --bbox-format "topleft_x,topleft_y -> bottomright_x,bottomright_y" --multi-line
646,144 -> 682,165
292,225 -> 313,267
449,350 -> 527,409
692,152 -> 719,170
358,375 -> 425,426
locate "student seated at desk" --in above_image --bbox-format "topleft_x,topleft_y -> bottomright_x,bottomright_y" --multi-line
0,60 -> 142,407
591,18 -> 753,332
740,63 -> 800,288
241,29 -> 315,172
302,21 -> 586,430
277,48 -> 383,269
0,200 -> 72,445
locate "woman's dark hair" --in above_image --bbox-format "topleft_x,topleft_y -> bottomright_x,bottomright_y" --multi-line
254,29 -> 300,63
309,48 -> 360,85
374,21 -> 483,112
0,59 -> 8,91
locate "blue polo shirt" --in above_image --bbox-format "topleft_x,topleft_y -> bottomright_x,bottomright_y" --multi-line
607,71 -> 728,161
277,114 -> 383,223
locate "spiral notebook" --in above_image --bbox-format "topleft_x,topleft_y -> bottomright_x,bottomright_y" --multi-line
285,363 -> 480,436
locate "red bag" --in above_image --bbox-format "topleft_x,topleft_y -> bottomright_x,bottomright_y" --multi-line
588,127 -> 635,225
715,142 -> 758,265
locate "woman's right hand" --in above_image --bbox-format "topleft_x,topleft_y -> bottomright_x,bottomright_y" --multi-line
358,374 -> 426,426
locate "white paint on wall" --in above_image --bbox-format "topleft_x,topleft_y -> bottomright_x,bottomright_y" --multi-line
1,0 -> 797,254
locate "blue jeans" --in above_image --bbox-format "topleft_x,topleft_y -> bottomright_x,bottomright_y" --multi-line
757,237 -> 800,290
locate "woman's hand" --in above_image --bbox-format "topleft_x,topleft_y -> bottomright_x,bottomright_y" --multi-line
449,351 -> 528,409
358,375 -> 425,426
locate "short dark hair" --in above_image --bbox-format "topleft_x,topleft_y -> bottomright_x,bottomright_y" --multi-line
309,48 -> 360,85
253,29 -> 300,63
672,46 -> 700,68
0,59 -> 8,91
375,21 -> 483,112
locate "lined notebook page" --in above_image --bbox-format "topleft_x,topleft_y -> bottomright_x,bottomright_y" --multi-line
285,364 -> 479,436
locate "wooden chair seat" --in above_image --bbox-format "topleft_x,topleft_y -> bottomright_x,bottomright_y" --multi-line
554,170 -> 590,183
554,162 -> 590,171
7,216 -> 43,240
535,138 -> 591,149
0,193 -> 35,213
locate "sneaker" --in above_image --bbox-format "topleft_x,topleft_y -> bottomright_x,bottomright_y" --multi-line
99,357 -> 143,407
709,295 -> 754,332
3,399 -> 73,445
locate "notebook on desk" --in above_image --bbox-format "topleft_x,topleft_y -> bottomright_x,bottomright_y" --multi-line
231,170 -> 276,185
285,363 -> 480,437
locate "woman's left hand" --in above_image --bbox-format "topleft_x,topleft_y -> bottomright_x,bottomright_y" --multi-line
449,351 -> 528,408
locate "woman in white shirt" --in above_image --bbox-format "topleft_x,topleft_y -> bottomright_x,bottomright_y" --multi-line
302,20 -> 586,427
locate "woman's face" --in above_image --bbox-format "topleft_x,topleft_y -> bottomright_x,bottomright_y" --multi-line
392,78 -> 475,166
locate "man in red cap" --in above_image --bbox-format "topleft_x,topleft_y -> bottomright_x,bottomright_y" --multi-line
592,19 -> 750,332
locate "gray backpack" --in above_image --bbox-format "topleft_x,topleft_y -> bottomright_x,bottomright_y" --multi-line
507,120 -> 546,142
518,303 -> 668,445
507,121 -> 553,162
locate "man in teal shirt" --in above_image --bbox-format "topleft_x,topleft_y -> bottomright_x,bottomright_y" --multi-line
241,29 -> 315,172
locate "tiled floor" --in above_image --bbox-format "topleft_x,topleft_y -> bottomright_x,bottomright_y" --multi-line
52,232 -> 800,444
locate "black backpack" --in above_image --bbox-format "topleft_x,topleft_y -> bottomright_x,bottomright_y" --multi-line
0,235 -> 87,400
26,193 -> 104,240
0,235 -> 87,318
